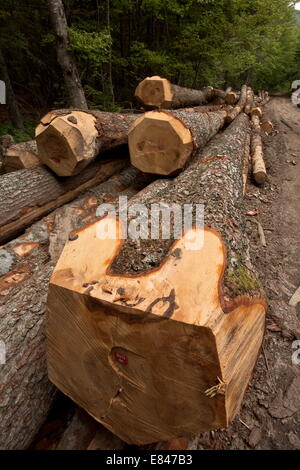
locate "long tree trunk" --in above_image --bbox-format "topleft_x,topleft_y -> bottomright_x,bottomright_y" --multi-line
35,109 -> 137,176
129,108 -> 227,174
134,75 -> 215,109
0,158 -> 127,244
47,0 -> 87,109
0,48 -> 24,129
0,166 -> 152,450
47,114 -> 266,446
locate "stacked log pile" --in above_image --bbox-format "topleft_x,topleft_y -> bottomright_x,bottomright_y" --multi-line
0,79 -> 272,450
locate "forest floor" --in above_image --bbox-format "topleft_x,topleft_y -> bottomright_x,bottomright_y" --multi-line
197,97 -> 300,450
30,97 -> 300,451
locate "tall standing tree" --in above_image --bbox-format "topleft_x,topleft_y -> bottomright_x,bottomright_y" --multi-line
47,0 -> 87,108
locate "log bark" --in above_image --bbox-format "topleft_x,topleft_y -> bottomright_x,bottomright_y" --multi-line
35,109 -> 136,176
251,114 -> 267,185
0,157 -> 127,244
3,140 -> 40,173
134,76 -> 214,109
0,166 -> 152,450
128,108 -> 227,175
47,113 -> 266,445
47,0 -> 87,108
225,85 -> 247,123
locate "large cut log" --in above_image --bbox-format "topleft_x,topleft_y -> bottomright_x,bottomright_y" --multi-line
35,110 -> 136,176
225,85 -> 247,123
3,140 -> 40,173
0,157 -> 127,244
0,166 -> 153,450
251,114 -> 267,185
134,76 -> 214,109
47,113 -> 266,446
128,108 -> 227,175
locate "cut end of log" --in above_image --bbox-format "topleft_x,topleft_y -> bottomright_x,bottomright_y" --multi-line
134,76 -> 173,109
128,111 -> 194,175
225,91 -> 239,105
250,107 -> 263,119
47,216 -> 266,445
253,171 -> 267,185
3,142 -> 40,172
35,111 -> 98,176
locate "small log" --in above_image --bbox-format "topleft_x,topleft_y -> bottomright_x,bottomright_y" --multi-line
0,166 -> 153,450
3,140 -> 40,173
134,76 -> 214,109
260,118 -> 275,135
225,85 -> 247,122
225,91 -> 239,105
251,114 -> 267,185
243,134 -> 251,196
47,113 -> 266,445
128,108 -> 227,175
244,87 -> 254,114
0,157 -> 127,244
35,109 -> 136,176
250,107 -> 263,119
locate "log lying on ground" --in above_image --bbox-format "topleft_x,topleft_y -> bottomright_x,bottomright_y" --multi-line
128,108 -> 227,175
3,140 -> 40,173
225,85 -> 248,123
35,110 -> 136,176
225,91 -> 239,105
0,166 -> 154,450
244,87 -> 254,114
0,157 -> 127,244
134,76 -> 214,109
47,113 -> 266,446
251,114 -> 267,185
260,117 -> 275,135
250,107 -> 263,119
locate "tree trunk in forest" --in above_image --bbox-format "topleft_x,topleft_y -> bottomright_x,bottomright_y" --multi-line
0,48 -> 24,129
134,76 -> 214,109
129,108 -> 227,175
35,109 -> 136,176
225,85 -> 247,123
251,114 -> 267,185
47,0 -> 87,109
47,113 -> 266,446
0,158 -> 127,244
0,166 -> 152,450
3,140 -> 40,173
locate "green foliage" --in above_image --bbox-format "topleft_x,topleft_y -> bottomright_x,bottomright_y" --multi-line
0,0 -> 300,116
0,119 -> 37,142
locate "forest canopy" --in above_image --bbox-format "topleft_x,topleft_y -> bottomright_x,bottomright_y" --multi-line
0,0 -> 300,137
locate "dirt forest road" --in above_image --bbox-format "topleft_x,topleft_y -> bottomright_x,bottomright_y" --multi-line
195,97 -> 300,450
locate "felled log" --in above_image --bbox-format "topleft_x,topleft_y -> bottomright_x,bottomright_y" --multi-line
3,140 -> 40,173
225,91 -> 239,105
0,157 -> 127,244
244,87 -> 254,114
0,166 -> 152,450
134,76 -> 214,109
260,117 -> 275,135
225,85 -> 247,122
251,114 -> 267,185
128,108 -> 227,175
250,107 -> 263,119
35,110 -> 136,176
47,113 -> 266,446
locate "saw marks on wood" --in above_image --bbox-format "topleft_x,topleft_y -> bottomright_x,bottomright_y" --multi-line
47,216 -> 266,445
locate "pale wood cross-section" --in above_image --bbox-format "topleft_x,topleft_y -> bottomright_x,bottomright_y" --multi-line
47,216 -> 266,445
